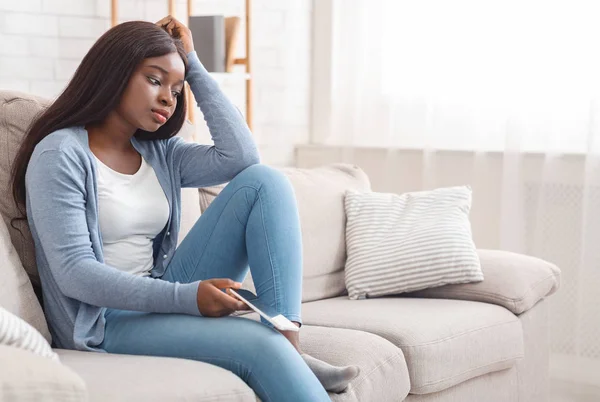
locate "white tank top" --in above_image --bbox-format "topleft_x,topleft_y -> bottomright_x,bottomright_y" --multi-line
94,155 -> 170,276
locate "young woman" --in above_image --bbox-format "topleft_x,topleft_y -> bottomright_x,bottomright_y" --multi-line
10,16 -> 358,401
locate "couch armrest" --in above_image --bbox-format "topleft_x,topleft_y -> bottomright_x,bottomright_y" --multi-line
0,345 -> 87,401
406,249 -> 561,314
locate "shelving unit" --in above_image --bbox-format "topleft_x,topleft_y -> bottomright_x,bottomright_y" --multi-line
110,0 -> 253,130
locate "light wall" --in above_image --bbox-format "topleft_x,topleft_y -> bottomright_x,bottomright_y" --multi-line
0,0 -> 312,166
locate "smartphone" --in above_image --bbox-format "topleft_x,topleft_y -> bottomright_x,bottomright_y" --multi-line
229,289 -> 299,332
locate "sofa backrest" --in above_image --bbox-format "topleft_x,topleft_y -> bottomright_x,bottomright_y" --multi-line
199,163 -> 372,302
0,209 -> 51,342
0,90 -> 50,289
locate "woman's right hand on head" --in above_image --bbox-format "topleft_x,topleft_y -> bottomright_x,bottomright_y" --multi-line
156,15 -> 194,54
196,279 -> 248,317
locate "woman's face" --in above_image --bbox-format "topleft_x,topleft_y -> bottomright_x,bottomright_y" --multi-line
116,52 -> 185,132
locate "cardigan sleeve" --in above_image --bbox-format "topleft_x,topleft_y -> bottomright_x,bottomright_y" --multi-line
26,149 -> 201,316
167,51 -> 260,188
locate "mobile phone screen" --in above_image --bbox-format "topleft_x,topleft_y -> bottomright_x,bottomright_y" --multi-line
235,289 -> 258,302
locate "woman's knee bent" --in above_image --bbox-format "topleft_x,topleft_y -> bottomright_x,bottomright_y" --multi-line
234,164 -> 291,193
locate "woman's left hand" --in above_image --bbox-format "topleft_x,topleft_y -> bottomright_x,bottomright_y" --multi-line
156,15 -> 195,54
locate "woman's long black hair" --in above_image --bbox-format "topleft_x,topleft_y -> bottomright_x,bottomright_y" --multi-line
11,20 -> 189,215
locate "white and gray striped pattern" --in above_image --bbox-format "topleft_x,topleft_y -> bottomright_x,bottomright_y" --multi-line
0,306 -> 58,361
344,187 -> 483,300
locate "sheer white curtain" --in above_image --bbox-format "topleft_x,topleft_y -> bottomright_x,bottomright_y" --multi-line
324,0 -> 600,385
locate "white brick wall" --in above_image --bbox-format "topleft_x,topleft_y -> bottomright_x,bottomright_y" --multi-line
0,0 -> 313,166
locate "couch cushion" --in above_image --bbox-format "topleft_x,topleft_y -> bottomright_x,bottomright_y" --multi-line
237,311 -> 411,402
199,163 -> 371,302
403,367 -> 518,402
0,344 -> 87,402
0,90 -> 50,288
406,249 -> 561,315
0,210 -> 50,342
344,187 -> 482,300
299,325 -> 410,402
301,297 -> 524,395
56,349 -> 257,402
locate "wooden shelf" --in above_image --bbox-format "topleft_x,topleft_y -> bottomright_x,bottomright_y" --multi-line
210,72 -> 251,84
110,0 -> 253,130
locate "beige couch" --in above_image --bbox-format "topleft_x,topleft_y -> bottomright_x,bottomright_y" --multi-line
0,90 -> 561,402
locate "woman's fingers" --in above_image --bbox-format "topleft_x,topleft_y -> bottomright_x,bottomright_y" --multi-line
155,15 -> 194,53
156,16 -> 173,36
205,279 -> 245,310
155,15 -> 173,27
156,16 -> 175,36
197,278 -> 247,316
226,288 -> 252,310
209,278 -> 242,290
156,15 -> 178,30
213,288 -> 246,311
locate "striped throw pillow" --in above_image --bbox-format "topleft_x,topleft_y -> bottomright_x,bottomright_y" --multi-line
344,187 -> 483,300
0,306 -> 58,361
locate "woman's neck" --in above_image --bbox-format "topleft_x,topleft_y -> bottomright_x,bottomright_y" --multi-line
86,112 -> 137,152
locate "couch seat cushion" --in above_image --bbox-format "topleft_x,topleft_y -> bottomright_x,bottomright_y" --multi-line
234,311 -> 410,402
56,349 -> 257,402
293,324 -> 410,402
301,297 -> 524,395
0,345 -> 87,402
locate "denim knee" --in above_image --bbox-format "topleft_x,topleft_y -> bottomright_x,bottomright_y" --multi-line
236,164 -> 291,193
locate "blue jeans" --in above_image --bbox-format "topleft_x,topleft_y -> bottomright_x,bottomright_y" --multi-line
99,165 -> 330,402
